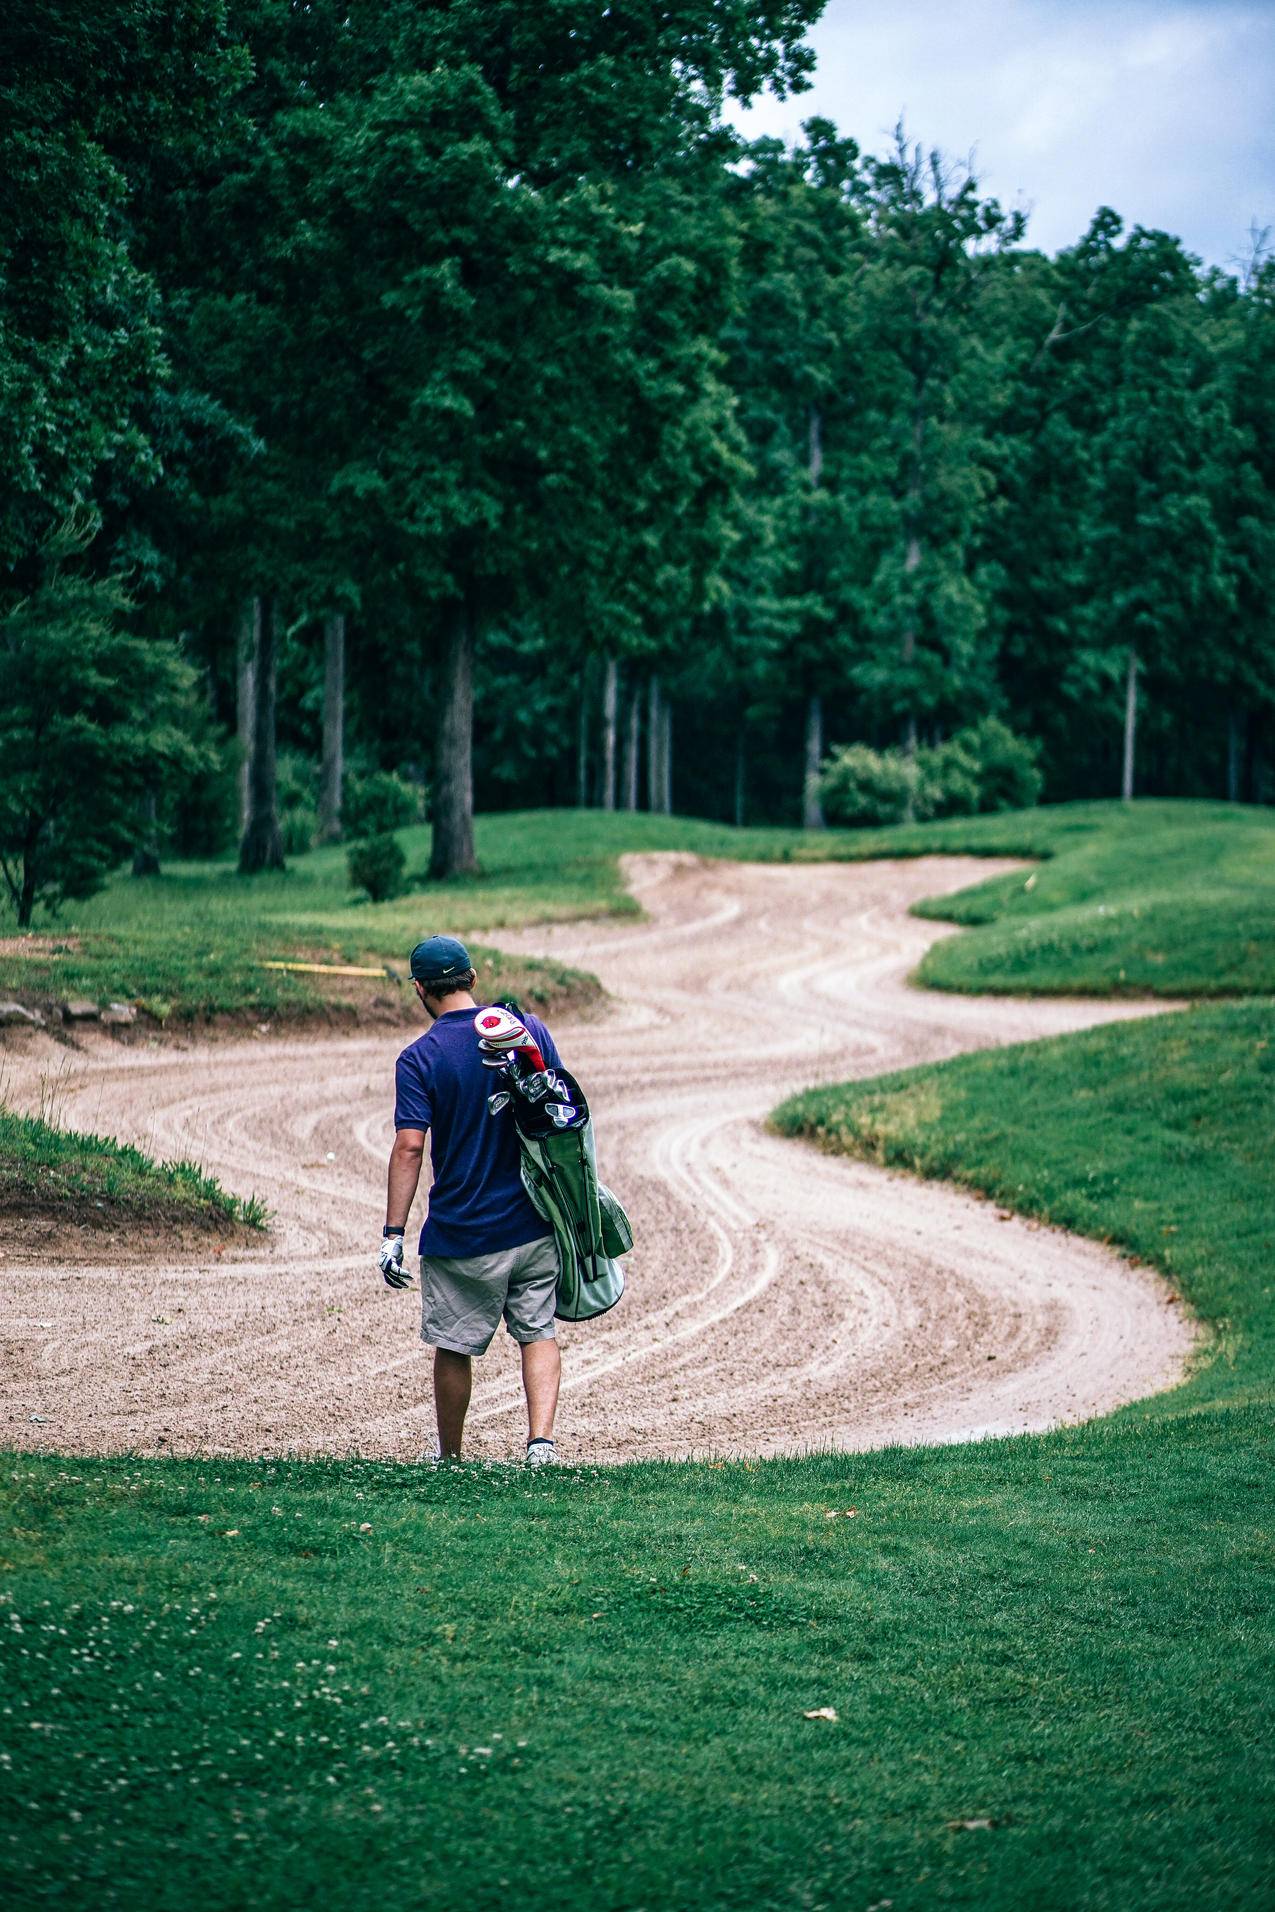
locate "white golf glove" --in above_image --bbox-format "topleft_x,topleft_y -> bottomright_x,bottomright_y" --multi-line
378,1230 -> 414,1288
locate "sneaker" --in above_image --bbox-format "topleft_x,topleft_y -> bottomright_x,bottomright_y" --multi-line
526,1438 -> 557,1467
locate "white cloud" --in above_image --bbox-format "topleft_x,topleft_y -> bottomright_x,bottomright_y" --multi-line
726,0 -> 1275,266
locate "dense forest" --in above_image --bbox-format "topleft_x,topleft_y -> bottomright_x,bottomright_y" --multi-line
3,1 -> 1273,922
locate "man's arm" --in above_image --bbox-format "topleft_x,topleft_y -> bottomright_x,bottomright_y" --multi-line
379,1127 -> 426,1288
386,1127 -> 426,1230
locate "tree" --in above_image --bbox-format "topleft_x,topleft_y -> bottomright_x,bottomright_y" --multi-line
843,130 -> 1025,782
0,569 -> 207,926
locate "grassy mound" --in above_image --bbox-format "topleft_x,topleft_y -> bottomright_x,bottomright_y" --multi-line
0,1107 -> 267,1234
3,799 -> 1270,1022
909,800 -> 1275,997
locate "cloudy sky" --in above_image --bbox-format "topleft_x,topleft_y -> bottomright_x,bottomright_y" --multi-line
727,0 -> 1274,267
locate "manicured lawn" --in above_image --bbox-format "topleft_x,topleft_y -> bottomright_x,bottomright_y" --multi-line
0,1108 -> 267,1235
909,800 -> 1275,997
1,800 -> 1270,1018
4,1415 -> 1272,1911
4,806 -> 1274,1906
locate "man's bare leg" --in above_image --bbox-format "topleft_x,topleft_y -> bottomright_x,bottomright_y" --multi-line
434,1349 -> 472,1458
522,1338 -> 561,1442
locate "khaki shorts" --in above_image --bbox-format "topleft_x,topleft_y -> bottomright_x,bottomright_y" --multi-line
419,1234 -> 559,1355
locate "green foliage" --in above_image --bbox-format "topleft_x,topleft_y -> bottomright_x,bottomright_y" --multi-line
821,720 -> 1041,826
0,1105 -> 265,1231
342,769 -> 419,839
818,742 -> 918,825
0,571 -> 211,925
346,833 -> 407,904
950,714 -> 1043,811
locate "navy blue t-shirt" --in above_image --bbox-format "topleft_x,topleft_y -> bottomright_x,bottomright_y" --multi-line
394,1008 -> 563,1259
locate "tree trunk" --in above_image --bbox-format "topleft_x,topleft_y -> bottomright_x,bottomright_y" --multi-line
1121,646 -> 1139,802
576,663 -> 590,809
235,597 -> 258,837
733,727 -> 746,828
600,656 -> 618,812
16,829 -> 38,929
429,592 -> 478,880
660,699 -> 673,815
808,402 -> 824,485
319,611 -> 346,842
646,678 -> 662,813
900,388 -> 925,763
132,789 -> 161,877
1226,706 -> 1243,804
238,597 -> 285,873
622,689 -> 640,811
803,693 -> 825,829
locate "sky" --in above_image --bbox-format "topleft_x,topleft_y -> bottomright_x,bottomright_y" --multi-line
726,0 -> 1275,268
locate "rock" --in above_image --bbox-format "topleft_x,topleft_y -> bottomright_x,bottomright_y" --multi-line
101,1002 -> 137,1026
0,1000 -> 45,1026
61,999 -> 101,1021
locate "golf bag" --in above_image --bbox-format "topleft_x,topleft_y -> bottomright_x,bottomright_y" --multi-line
474,1005 -> 632,1322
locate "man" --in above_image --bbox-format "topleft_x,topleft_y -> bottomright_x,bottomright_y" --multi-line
378,933 -> 563,1464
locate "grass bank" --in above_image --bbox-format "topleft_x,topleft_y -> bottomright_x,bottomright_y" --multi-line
4,805 -> 1274,1904
1,800 -> 1269,1024
4,1414 -> 1272,1911
0,1107 -> 267,1237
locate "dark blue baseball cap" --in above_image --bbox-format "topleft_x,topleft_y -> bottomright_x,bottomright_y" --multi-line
409,934 -> 473,987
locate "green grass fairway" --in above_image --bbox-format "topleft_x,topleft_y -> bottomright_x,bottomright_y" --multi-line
4,807 -> 1274,1906
4,1413 -> 1273,1912
0,799 -> 1270,1018
0,1108 -> 266,1235
5,1002 -> 1275,1905
908,800 -> 1275,997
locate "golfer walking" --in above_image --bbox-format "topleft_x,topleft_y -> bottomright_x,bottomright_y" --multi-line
378,935 -> 563,1464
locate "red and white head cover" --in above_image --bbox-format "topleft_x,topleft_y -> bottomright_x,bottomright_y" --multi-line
473,1006 -> 546,1070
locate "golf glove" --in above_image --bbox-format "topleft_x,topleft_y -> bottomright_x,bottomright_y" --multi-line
378,1231 -> 414,1289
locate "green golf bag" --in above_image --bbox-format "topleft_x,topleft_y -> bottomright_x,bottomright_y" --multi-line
513,1084 -> 632,1321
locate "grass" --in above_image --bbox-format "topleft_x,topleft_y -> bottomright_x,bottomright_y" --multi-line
907,800 -> 1275,997
4,1417 -> 1272,1910
1,800 -> 1270,1020
0,1106 -> 268,1234
3,802 -> 1274,1904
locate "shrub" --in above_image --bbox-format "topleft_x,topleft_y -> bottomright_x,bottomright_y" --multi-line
951,716 -> 1043,812
277,752 -> 319,855
282,803 -> 320,855
822,720 -> 1043,828
347,832 -> 407,903
343,769 -> 418,838
819,744 -> 917,827
916,736 -> 982,819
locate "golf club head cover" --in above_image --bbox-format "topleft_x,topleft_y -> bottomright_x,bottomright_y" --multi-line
473,1005 -> 546,1072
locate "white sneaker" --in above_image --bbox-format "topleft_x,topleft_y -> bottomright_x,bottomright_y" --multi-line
526,1438 -> 557,1466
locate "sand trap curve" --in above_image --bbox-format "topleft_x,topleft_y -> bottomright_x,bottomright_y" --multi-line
1,854 -> 1193,1462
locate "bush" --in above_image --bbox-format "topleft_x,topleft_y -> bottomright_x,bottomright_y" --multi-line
347,832 -> 406,903
277,752 -> 318,855
951,716 -> 1043,812
821,720 -> 1042,828
343,769 -> 418,838
916,736 -> 982,820
819,744 -> 917,827
282,803 -> 320,855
